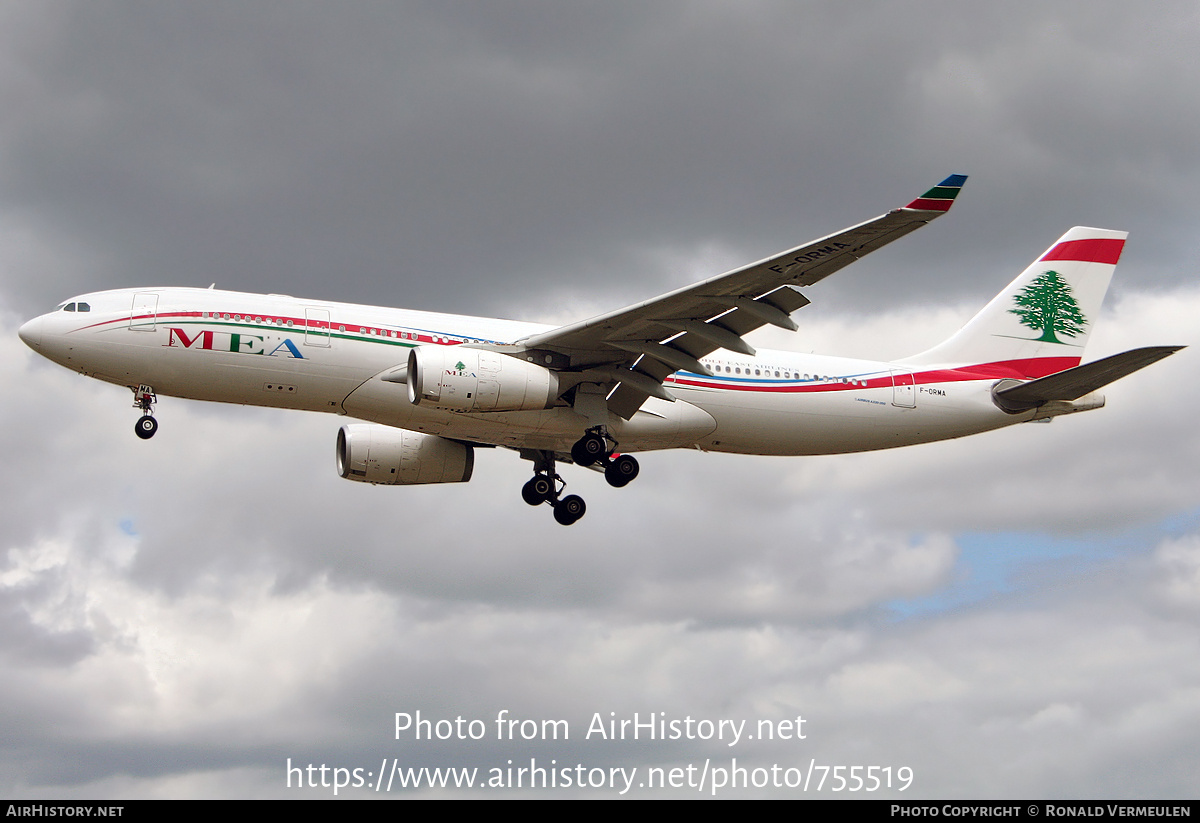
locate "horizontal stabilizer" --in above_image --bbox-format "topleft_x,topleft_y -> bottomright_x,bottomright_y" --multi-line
994,346 -> 1183,412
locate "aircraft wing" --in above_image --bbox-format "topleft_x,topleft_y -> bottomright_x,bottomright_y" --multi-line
511,174 -> 968,418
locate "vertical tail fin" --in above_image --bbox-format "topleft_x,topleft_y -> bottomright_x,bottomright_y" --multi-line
907,227 -> 1126,374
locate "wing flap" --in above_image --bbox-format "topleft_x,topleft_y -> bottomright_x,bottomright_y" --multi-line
608,382 -> 653,420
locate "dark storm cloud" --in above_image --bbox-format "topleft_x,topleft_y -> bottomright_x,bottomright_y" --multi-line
5,1 -> 1200,324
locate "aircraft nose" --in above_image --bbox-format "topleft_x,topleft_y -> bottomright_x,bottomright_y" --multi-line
18,315 -> 44,350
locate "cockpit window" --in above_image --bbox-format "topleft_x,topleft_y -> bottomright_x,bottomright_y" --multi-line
76,302 -> 90,312
63,303 -> 76,312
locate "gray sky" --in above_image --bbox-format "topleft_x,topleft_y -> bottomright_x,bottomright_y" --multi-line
4,1 -> 1200,798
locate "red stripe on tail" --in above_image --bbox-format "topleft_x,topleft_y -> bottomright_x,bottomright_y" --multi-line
1040,238 -> 1124,264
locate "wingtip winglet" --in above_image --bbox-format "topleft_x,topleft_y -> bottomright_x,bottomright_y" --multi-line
904,173 -> 968,212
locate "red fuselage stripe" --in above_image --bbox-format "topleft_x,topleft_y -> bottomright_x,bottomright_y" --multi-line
669,356 -> 1082,393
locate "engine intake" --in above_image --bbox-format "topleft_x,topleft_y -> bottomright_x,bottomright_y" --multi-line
336,424 -> 474,485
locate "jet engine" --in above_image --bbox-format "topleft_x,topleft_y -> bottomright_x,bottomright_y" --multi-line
407,346 -> 559,413
336,424 -> 474,485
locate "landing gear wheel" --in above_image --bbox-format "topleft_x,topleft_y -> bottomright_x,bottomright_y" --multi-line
135,415 -> 158,440
571,433 -> 608,467
522,475 -> 554,506
522,449 -> 586,525
604,454 -> 639,488
553,494 -> 586,526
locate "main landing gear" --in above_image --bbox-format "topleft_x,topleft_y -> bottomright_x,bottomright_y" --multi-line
132,384 -> 158,440
570,427 -> 640,488
521,430 -> 641,526
521,470 -> 587,526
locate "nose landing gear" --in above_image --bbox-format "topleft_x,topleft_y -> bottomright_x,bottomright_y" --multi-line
135,415 -> 159,440
132,384 -> 158,440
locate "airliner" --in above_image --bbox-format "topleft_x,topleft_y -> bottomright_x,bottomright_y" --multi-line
18,175 -> 1181,524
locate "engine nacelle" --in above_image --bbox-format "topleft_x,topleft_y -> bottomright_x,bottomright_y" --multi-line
336,424 -> 474,485
406,346 -> 560,413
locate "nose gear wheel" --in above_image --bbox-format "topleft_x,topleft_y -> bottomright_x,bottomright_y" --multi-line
135,415 -> 159,440
131,385 -> 158,440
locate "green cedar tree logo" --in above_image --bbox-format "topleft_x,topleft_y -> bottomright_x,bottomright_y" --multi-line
455,361 -> 466,372
1008,270 -> 1087,344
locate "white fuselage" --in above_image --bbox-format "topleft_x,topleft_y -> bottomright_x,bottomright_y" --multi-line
19,286 -> 1039,456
